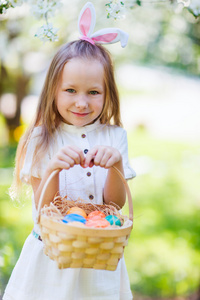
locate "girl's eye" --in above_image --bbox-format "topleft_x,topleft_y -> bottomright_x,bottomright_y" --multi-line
66,89 -> 75,93
90,91 -> 99,95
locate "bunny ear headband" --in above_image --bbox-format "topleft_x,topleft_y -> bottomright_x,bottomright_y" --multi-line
78,2 -> 129,48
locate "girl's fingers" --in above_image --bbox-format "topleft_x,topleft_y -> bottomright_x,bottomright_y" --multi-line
49,158 -> 72,172
103,156 -> 117,168
56,145 -> 121,170
49,146 -> 86,171
57,153 -> 76,167
62,146 -> 85,166
94,151 -> 111,167
57,161 -> 71,170
84,148 -> 97,167
85,146 -> 118,168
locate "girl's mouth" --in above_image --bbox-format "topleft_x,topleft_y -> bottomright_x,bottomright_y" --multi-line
71,112 -> 90,117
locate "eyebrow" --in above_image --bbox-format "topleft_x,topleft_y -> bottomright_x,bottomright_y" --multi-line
62,82 -> 75,87
62,83 -> 104,91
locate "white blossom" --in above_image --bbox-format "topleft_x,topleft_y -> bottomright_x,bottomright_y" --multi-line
1,0 -> 199,43
106,0 -> 138,19
35,22 -> 58,42
9,0 -> 24,7
106,1 -> 126,19
188,0 -> 200,16
177,0 -> 190,6
29,0 -> 62,19
0,0 -> 10,13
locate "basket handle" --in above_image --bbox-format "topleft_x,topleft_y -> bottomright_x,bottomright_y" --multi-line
36,166 -> 133,223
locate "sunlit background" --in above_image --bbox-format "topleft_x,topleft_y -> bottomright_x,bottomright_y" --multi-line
0,0 -> 200,298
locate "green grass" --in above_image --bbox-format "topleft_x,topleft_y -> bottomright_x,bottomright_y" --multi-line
0,184 -> 33,295
0,146 -> 16,168
124,129 -> 200,296
0,129 -> 200,297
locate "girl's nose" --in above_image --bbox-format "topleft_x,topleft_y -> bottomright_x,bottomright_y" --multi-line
75,95 -> 88,109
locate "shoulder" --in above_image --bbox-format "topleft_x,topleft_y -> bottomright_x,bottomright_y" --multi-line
30,126 -> 43,139
25,126 -> 44,150
99,124 -> 127,138
98,124 -> 126,133
95,124 -> 128,148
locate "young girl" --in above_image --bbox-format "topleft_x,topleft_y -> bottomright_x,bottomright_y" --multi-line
3,3 -> 136,300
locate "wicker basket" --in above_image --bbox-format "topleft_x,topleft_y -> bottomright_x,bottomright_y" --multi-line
37,166 -> 133,271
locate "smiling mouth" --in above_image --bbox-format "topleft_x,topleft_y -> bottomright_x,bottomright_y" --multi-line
71,112 -> 90,117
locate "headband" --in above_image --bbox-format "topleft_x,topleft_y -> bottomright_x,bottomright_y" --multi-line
78,2 -> 129,48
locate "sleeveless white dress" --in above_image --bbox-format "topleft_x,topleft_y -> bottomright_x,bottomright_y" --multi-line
3,121 -> 136,300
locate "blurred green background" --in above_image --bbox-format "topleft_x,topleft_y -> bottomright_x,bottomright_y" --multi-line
0,0 -> 200,299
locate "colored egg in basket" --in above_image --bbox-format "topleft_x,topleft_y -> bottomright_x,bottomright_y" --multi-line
66,221 -> 86,227
105,215 -> 121,226
62,213 -> 86,224
85,218 -> 110,228
67,207 -> 87,218
87,210 -> 106,220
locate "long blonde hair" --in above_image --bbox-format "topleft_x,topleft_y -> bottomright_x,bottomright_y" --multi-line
15,40 -> 122,188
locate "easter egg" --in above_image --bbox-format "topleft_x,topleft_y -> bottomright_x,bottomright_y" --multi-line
87,211 -> 106,220
62,214 -> 86,224
105,215 -> 121,226
66,221 -> 86,227
85,218 -> 110,228
67,207 -> 87,218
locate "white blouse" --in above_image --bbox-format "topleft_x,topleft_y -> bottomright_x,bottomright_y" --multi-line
3,121 -> 135,300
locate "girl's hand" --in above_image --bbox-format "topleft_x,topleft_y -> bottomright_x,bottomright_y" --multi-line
84,146 -> 122,169
33,146 -> 85,209
47,145 -> 85,173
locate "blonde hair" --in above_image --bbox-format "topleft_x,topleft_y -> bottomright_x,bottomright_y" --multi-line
15,40 -> 122,188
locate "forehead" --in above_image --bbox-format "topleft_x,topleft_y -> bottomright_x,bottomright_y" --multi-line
61,58 -> 105,83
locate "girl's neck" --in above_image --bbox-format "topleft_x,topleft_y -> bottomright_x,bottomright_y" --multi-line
60,119 -> 102,132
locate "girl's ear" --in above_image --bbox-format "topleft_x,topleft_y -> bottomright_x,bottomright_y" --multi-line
78,2 -> 96,37
91,28 -> 129,48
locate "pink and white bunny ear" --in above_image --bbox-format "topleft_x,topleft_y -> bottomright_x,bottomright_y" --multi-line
91,28 -> 129,48
78,2 -> 129,48
78,2 -> 96,38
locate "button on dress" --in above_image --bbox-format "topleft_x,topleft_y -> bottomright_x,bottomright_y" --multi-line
3,120 -> 136,300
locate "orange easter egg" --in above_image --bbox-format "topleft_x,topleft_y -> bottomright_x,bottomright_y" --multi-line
67,207 -> 87,218
87,211 -> 106,220
85,218 -> 110,228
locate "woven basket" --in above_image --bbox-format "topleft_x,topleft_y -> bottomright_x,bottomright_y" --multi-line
37,166 -> 133,271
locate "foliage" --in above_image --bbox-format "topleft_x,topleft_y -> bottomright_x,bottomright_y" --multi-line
0,0 -> 61,42
119,9 -> 200,76
0,0 -> 199,42
124,129 -> 200,296
0,184 -> 33,296
105,0 -> 200,19
0,146 -> 16,168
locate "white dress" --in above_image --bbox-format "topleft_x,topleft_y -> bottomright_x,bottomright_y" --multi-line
3,120 -> 136,300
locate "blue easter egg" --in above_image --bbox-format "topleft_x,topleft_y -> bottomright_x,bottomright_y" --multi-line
62,214 -> 86,224
105,215 -> 121,226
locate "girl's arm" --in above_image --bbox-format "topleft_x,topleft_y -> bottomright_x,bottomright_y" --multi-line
84,146 -> 126,208
103,159 -> 126,208
31,145 -> 85,209
31,169 -> 59,210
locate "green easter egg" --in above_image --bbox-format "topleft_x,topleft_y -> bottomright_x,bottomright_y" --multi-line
105,215 -> 121,226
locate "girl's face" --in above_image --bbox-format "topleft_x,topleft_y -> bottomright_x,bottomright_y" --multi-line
56,58 -> 105,127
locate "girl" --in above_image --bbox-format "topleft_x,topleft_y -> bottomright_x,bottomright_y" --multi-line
3,3 -> 136,300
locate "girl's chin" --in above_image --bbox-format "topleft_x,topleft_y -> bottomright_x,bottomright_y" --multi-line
62,118 -> 98,127
62,121 -> 92,127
